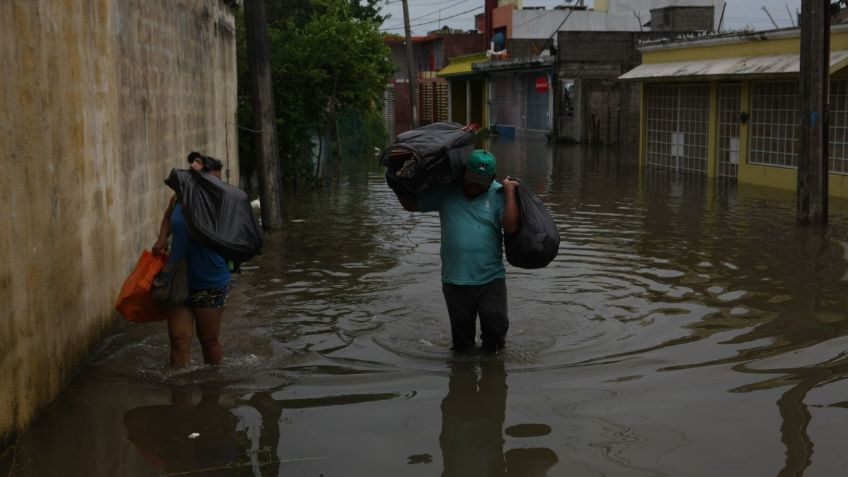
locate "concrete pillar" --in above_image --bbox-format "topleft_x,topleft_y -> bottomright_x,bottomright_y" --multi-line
707,81 -> 719,178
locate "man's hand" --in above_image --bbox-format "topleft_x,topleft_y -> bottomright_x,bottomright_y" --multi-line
501,176 -> 520,235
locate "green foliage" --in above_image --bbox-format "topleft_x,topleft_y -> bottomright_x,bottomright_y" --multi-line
237,0 -> 392,187
337,108 -> 388,161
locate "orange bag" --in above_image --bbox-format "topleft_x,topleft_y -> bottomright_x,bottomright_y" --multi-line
115,250 -> 169,323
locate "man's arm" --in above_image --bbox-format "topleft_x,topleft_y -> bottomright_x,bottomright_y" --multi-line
398,194 -> 419,212
501,177 -> 520,235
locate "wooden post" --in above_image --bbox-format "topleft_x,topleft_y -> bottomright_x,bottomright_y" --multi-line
797,0 -> 830,225
244,0 -> 285,230
402,0 -> 418,129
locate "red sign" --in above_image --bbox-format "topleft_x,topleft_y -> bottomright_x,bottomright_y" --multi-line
535,76 -> 549,93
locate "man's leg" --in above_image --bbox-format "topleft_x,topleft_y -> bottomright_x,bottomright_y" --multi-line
478,279 -> 508,352
442,283 -> 477,351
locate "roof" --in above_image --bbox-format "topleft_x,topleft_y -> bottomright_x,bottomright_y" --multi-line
619,50 -> 848,81
638,24 -> 848,52
437,53 -> 489,78
472,55 -> 554,73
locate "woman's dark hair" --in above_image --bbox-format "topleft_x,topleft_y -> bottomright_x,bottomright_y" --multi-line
186,151 -> 222,172
187,151 -> 204,163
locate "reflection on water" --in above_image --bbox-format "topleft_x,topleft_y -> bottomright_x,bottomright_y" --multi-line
123,386 -> 246,476
441,357 -> 558,477
7,136 -> 848,476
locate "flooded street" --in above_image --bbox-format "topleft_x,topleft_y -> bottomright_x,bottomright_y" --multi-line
6,137 -> 848,476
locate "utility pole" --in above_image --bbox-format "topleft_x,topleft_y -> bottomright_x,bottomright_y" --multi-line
244,0 -> 285,230
797,0 -> 830,225
402,0 -> 418,129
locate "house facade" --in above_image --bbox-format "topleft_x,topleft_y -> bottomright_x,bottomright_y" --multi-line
439,0 -> 721,142
620,24 -> 848,197
384,30 -> 485,138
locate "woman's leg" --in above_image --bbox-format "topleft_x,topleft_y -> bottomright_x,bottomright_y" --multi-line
166,306 -> 195,367
193,307 -> 223,365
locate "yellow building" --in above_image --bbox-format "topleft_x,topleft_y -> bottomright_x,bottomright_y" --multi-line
621,24 -> 848,197
437,52 -> 490,129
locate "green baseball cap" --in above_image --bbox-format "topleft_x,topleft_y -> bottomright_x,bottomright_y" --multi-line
465,149 -> 496,185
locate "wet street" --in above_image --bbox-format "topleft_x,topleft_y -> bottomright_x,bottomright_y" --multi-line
5,137 -> 848,476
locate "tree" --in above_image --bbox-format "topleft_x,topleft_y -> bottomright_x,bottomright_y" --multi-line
237,0 -> 393,185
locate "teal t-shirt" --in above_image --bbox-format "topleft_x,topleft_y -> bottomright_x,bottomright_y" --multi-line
418,181 -> 506,285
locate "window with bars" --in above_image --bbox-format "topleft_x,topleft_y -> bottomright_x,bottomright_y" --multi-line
645,83 -> 709,174
717,83 -> 741,179
435,82 -> 448,123
419,82 -> 433,125
749,81 -> 799,168
830,79 -> 848,174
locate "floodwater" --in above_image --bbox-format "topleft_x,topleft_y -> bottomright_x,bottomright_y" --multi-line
5,137 -> 848,477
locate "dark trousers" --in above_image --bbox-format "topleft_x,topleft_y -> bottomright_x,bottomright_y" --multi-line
442,278 -> 508,351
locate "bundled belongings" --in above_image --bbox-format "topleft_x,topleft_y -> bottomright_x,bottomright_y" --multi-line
504,183 -> 560,269
380,122 -> 478,196
165,169 -> 263,262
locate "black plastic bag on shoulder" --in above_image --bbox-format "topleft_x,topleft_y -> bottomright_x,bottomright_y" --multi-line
504,183 -> 560,269
380,122 -> 475,196
165,169 -> 262,262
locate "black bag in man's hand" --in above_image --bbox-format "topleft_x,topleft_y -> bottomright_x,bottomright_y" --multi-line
165,169 -> 263,262
504,183 -> 560,269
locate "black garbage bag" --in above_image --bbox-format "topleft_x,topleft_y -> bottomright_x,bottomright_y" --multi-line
165,169 -> 262,262
380,122 -> 475,196
504,183 -> 560,269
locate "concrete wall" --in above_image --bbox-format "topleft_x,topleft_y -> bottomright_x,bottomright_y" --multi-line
0,0 -> 239,447
556,31 -> 670,144
650,7 -> 715,32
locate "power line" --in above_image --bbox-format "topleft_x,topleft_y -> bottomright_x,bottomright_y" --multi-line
382,0 -> 477,30
382,5 -> 483,31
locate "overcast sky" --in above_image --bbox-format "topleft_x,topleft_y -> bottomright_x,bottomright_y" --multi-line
379,0 -> 805,35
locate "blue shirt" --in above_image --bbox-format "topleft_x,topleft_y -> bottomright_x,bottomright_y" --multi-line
418,181 -> 506,285
170,203 -> 231,290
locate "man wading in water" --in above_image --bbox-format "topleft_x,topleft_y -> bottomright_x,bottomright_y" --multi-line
398,149 -> 520,353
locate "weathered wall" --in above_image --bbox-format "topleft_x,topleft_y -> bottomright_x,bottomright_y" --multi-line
0,0 -> 239,447
556,31 -> 672,144
650,6 -> 715,32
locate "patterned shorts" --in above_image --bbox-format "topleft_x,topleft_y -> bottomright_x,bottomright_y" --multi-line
186,285 -> 229,309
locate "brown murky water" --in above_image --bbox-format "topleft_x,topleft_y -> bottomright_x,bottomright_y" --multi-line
5,137 -> 848,476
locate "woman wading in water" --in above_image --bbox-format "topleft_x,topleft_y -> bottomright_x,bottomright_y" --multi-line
152,152 -> 231,367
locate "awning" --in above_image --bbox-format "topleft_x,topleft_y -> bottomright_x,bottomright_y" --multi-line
619,50 -> 848,81
437,53 -> 488,78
